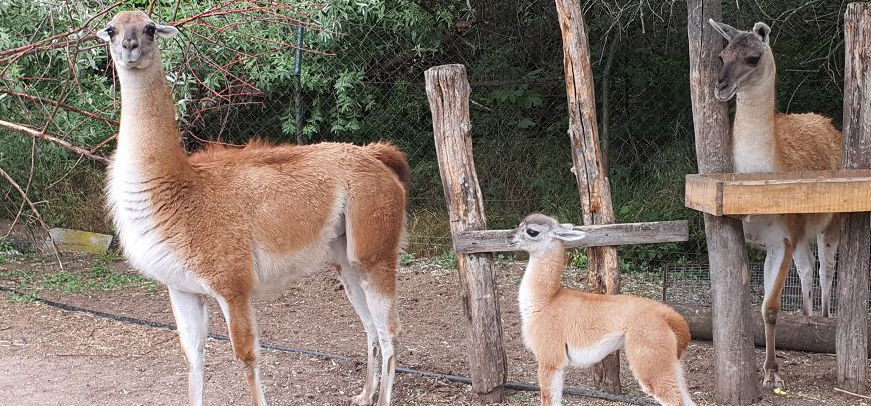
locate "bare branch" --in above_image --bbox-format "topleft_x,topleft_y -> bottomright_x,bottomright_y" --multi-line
0,119 -> 109,165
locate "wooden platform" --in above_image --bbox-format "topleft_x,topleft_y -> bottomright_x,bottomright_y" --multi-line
685,170 -> 871,216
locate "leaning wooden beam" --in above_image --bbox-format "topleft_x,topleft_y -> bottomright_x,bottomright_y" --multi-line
837,2 -> 871,394
554,0 -> 622,392
686,0 -> 760,404
455,220 -> 688,254
425,64 -> 507,403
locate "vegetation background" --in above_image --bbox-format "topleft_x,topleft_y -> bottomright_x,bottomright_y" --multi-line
0,0 -> 849,269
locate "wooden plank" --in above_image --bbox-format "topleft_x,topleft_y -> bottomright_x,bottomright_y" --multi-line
686,0 -> 760,403
686,170 -> 871,215
685,174 -> 724,215
837,2 -> 871,394
44,228 -> 112,255
554,0 -> 622,392
424,64 -> 506,403
454,220 -> 688,254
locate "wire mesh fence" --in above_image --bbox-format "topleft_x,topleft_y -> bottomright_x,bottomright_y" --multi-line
0,1 -> 850,266
661,257 -> 856,314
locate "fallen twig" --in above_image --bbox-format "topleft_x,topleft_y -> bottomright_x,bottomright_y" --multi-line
834,387 -> 871,401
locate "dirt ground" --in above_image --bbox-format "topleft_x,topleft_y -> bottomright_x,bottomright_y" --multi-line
0,254 -> 868,406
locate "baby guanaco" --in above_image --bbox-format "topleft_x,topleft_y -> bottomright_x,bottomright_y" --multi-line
510,214 -> 695,406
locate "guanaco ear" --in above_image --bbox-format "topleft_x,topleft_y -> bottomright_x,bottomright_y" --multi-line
155,23 -> 179,39
708,18 -> 739,41
753,22 -> 770,45
552,227 -> 587,242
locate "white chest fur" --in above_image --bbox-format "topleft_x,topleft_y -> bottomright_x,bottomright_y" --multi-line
107,158 -> 208,294
517,264 -> 542,324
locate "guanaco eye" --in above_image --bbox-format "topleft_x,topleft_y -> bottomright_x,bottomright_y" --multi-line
105,26 -> 116,38
745,56 -> 760,65
526,229 -> 539,237
144,24 -> 156,36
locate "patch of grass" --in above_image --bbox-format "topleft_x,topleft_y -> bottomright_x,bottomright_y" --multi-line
83,261 -> 155,291
9,291 -> 39,304
4,269 -> 37,288
433,250 -> 458,269
96,249 -> 122,264
399,251 -> 416,266
41,272 -> 86,292
0,238 -> 14,265
34,261 -> 155,293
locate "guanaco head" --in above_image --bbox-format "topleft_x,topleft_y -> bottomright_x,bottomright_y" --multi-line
97,11 -> 178,70
509,214 -> 587,253
708,19 -> 774,101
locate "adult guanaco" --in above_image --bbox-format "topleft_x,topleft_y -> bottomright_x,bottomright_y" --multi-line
709,18 -> 843,388
99,11 -> 409,406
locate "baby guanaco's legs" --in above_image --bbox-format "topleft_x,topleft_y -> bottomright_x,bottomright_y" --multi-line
218,295 -> 268,406
333,255 -> 381,405
537,364 -> 566,406
624,331 -> 694,406
360,265 -> 400,406
168,288 -> 209,406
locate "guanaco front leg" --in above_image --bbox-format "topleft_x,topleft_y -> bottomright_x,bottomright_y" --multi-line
537,364 -> 565,406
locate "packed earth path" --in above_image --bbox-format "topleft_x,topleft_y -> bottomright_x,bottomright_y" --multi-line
0,253 -> 864,405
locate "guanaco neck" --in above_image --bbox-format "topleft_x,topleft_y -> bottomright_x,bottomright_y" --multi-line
113,52 -> 189,176
519,242 -> 567,316
732,50 -> 777,173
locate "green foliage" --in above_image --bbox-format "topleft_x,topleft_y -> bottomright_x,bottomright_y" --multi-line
433,250 -> 458,269
0,0 -> 850,269
9,291 -> 40,304
0,238 -> 13,264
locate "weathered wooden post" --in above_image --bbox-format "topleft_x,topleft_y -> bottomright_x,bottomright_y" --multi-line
837,2 -> 871,394
686,0 -> 760,403
425,64 -> 507,403
554,0 -> 622,392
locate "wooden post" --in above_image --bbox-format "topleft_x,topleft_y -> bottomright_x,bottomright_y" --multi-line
686,0 -> 760,404
554,0 -> 621,393
837,2 -> 871,394
425,64 -> 507,403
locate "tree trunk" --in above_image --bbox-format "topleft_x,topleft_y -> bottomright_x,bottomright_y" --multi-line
686,0 -> 760,404
554,0 -> 621,393
425,64 -> 507,403
836,2 -> 871,394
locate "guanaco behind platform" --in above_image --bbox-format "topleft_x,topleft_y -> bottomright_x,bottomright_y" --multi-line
510,214 -> 695,406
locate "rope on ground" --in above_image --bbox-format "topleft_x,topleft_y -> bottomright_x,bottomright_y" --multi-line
0,286 -> 658,406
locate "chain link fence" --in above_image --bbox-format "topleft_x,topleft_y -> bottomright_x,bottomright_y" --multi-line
0,0 -> 851,298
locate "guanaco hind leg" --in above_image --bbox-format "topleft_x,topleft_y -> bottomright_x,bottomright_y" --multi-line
818,216 -> 842,317
793,242 -> 816,316
331,236 -> 381,405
